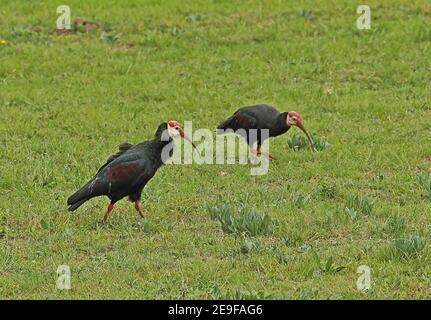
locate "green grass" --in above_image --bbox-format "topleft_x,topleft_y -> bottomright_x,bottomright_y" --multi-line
287,133 -> 329,151
1,0 -> 431,299
206,201 -> 273,236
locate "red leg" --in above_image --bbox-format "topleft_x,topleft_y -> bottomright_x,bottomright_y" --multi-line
254,144 -> 276,161
134,200 -> 145,219
101,202 -> 114,223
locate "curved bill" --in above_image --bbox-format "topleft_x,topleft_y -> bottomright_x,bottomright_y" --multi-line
178,127 -> 197,150
296,121 -> 317,152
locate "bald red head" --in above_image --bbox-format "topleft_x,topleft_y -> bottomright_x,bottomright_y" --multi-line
288,111 -> 302,120
168,120 -> 181,128
166,120 -> 197,150
286,111 -> 317,152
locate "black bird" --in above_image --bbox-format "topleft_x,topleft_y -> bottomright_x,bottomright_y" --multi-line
217,104 -> 316,160
67,121 -> 195,223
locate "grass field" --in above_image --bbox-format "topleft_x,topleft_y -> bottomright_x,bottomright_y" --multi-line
1,0 -> 431,299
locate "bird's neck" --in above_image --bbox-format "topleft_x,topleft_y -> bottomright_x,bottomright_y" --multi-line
153,137 -> 174,165
268,112 -> 289,137
276,112 -> 289,130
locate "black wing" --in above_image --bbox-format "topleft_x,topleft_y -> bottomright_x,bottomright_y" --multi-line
217,110 -> 258,131
97,142 -> 134,173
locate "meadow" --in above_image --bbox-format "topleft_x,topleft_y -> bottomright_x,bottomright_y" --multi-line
0,0 -> 430,299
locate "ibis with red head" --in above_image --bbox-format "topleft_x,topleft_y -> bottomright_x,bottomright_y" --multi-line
67,121 -> 195,222
217,104 -> 316,159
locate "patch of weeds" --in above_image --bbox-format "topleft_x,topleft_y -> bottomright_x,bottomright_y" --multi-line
211,286 -> 272,299
282,234 -> 303,247
91,254 -> 110,270
289,191 -> 310,209
345,193 -> 374,219
158,24 -> 184,36
298,287 -> 319,300
206,201 -> 273,236
101,31 -> 122,43
207,201 -> 231,221
345,207 -> 358,220
385,215 -> 407,238
186,13 -> 203,23
319,180 -> 337,199
287,133 -> 329,151
240,238 -> 264,254
374,172 -> 384,183
275,252 -> 290,264
287,134 -> 308,150
11,25 -> 39,38
296,243 -> 312,253
389,234 -> 426,260
230,289 -> 272,300
138,219 -> 152,233
40,218 -> 52,230
313,134 -> 330,151
417,172 -> 431,198
298,9 -> 315,20
312,252 -> 345,276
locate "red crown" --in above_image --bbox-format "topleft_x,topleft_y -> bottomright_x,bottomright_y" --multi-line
168,120 -> 181,127
288,111 -> 301,119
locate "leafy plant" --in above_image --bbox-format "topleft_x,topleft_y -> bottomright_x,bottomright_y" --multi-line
40,218 -> 52,230
287,133 -> 329,151
211,286 -> 272,300
158,24 -> 184,36
390,234 -> 426,260
298,287 -> 319,300
206,201 -> 273,236
313,135 -> 330,151
345,207 -> 358,220
138,219 -> 152,233
385,215 -> 407,238
345,193 -> 374,216
417,173 -> 431,197
287,134 -> 309,150
319,180 -> 337,199
298,9 -> 315,20
313,252 -> 345,275
240,238 -> 263,254
11,25 -> 37,38
186,13 -> 203,23
101,31 -> 122,43
289,191 -> 310,209
207,201 -> 231,221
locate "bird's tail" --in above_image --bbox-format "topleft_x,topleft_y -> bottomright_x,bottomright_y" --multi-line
67,179 -> 95,212
216,116 -> 235,133
67,198 -> 88,212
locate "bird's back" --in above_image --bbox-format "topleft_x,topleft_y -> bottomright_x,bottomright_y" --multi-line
235,104 -> 282,129
67,139 -> 168,210
96,140 -> 164,188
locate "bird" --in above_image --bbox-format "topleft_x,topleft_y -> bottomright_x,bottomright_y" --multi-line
67,121 -> 195,223
216,104 -> 316,160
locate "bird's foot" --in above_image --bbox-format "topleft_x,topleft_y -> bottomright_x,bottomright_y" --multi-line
257,151 -> 276,161
99,203 -> 114,224
134,200 -> 146,220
